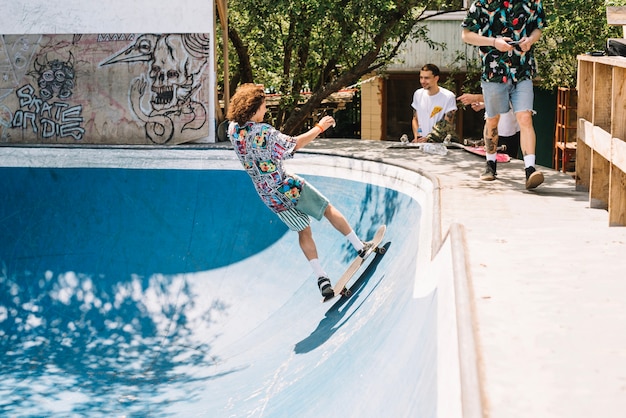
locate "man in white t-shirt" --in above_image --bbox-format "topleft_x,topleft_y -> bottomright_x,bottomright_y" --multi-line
410,63 -> 458,143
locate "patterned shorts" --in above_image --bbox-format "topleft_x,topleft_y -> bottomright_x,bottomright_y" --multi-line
276,208 -> 310,232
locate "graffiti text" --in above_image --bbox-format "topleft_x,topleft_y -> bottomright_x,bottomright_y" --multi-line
11,84 -> 85,141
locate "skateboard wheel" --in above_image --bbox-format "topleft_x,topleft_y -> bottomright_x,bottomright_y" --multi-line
376,246 -> 386,255
341,288 -> 352,297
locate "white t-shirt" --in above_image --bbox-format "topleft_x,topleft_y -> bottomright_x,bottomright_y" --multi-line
497,109 -> 520,137
411,87 -> 457,136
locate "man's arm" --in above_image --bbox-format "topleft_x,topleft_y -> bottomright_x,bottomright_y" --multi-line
519,28 -> 542,52
444,109 -> 457,125
461,29 -> 514,52
411,110 -> 419,142
458,93 -> 485,112
457,93 -> 483,106
444,92 -> 458,125
411,111 -> 425,143
293,115 -> 335,151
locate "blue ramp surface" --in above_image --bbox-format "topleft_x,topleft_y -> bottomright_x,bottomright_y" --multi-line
0,166 -> 436,417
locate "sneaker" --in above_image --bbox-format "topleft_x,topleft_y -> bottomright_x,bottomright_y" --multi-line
318,276 -> 334,298
525,166 -> 544,189
480,160 -> 497,181
358,241 -> 375,258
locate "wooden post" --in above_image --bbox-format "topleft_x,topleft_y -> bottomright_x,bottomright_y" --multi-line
610,138 -> 626,226
606,6 -> 626,38
576,119 -> 593,192
216,0 -> 229,116
589,126 -> 612,209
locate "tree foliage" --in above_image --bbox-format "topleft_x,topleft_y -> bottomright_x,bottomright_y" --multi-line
535,0 -> 622,90
219,0 -> 462,134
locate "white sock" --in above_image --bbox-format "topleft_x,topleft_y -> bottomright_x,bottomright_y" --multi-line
486,153 -> 497,162
523,155 -> 536,168
345,230 -> 364,252
309,258 -> 327,278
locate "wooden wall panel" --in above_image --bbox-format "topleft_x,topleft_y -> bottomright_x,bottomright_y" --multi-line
0,33 -> 213,145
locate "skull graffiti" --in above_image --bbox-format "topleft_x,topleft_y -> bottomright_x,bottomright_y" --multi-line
101,33 -> 211,143
148,35 -> 205,112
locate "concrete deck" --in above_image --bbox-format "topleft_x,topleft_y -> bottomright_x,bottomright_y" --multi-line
302,138 -> 626,418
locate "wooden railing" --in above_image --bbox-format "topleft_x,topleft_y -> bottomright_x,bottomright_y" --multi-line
576,54 -> 626,226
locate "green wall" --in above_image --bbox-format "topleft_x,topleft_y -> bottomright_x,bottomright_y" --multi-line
534,88 -> 557,168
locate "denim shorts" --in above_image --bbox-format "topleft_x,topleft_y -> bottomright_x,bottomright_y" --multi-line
481,79 -> 535,118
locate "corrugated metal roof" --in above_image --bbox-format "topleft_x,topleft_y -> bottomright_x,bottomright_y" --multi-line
387,11 -> 479,72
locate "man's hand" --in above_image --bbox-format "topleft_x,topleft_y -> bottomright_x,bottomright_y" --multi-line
470,102 -> 485,111
317,115 -> 336,131
494,37 -> 515,53
458,93 -> 485,112
518,36 -> 533,52
457,93 -> 481,106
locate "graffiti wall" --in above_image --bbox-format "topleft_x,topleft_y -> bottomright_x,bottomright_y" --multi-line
0,33 -> 214,145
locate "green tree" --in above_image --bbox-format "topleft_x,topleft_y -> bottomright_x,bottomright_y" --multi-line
535,0 -> 622,90
220,0 -> 462,134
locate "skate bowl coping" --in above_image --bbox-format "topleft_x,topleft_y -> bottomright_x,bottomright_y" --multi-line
0,146 -> 481,417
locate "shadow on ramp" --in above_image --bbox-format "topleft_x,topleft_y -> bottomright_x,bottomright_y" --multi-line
295,242 -> 391,354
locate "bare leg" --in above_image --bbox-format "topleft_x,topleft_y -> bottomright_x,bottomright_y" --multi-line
323,203 -> 352,235
484,115 -> 500,154
298,226 -> 318,261
298,204 -> 353,264
516,110 -> 536,156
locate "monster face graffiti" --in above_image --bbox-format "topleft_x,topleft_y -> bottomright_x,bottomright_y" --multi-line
34,54 -> 76,100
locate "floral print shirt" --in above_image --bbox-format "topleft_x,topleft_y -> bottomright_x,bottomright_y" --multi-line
462,0 -> 546,83
228,121 -> 304,213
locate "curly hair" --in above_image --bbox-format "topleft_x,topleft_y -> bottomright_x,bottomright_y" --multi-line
226,83 -> 266,125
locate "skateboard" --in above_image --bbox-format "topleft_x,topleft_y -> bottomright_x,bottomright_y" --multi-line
446,139 -> 511,163
322,224 -> 387,303
386,142 -> 447,154
387,142 -> 424,150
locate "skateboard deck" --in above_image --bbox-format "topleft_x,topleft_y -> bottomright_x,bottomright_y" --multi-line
386,143 -> 445,151
387,142 -> 423,149
446,140 -> 511,163
322,224 -> 387,303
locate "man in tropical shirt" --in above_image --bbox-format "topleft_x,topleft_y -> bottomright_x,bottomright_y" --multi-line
461,0 -> 546,189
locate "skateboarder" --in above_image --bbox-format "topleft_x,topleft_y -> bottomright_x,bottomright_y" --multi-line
226,83 -> 373,298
